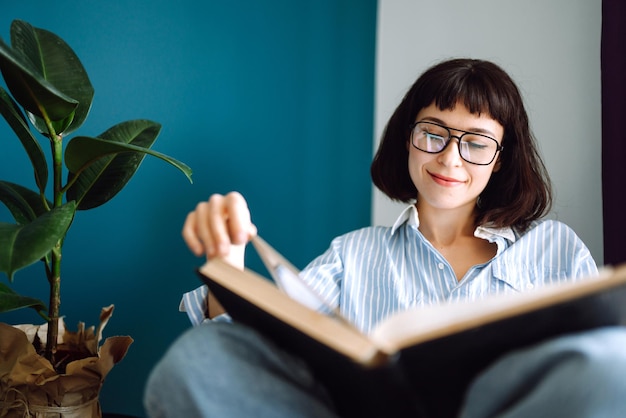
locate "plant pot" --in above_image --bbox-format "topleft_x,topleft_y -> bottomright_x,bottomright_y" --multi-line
0,306 -> 132,418
0,392 -> 99,417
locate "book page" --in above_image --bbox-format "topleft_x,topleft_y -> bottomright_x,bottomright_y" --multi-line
251,235 -> 352,325
274,264 -> 327,311
251,236 -> 324,309
369,294 -> 522,351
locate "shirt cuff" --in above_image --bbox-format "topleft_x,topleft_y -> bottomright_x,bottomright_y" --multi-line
180,285 -> 209,326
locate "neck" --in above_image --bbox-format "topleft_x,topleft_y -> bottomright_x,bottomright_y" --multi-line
416,202 -> 477,247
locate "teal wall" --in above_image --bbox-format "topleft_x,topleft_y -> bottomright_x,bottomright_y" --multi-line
0,1 -> 376,415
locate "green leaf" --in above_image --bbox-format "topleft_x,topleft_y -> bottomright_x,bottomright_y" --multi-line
0,182 -> 54,268
0,282 -> 47,316
28,110 -> 76,138
9,20 -> 93,135
0,201 -> 76,281
0,29 -> 78,124
65,120 -> 193,210
0,86 -> 48,191
0,181 -> 50,224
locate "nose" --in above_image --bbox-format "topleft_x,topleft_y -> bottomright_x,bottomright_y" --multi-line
437,136 -> 463,166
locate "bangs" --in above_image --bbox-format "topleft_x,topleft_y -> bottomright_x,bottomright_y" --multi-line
412,60 -> 520,126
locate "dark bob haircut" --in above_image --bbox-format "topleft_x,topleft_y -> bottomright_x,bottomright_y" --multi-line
370,58 -> 552,232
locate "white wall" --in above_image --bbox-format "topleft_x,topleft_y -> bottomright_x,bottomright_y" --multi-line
373,0 -> 603,263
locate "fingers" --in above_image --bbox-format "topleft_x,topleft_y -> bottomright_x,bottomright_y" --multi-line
182,192 -> 256,261
182,210 -> 205,256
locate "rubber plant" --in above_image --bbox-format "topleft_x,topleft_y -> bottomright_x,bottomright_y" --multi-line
0,19 -> 192,367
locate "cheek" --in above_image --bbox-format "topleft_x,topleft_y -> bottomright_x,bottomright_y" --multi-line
407,148 -> 433,186
407,147 -> 422,173
469,166 -> 497,190
406,150 -> 419,184
408,145 -> 438,169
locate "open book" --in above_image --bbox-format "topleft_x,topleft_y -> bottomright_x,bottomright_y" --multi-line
197,237 -> 626,418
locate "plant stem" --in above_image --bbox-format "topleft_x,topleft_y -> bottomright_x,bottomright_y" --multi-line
44,133 -> 65,362
52,134 -> 64,207
45,245 -> 62,361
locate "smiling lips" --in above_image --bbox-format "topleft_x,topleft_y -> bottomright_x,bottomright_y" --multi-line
428,171 -> 466,186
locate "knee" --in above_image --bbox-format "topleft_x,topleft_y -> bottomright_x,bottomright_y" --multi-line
541,326 -> 626,415
564,327 -> 626,386
460,327 -> 626,418
147,321 -> 247,383
143,322 -> 241,416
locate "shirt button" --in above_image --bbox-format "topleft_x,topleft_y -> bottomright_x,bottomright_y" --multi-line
527,283 -> 535,289
438,263 -> 444,270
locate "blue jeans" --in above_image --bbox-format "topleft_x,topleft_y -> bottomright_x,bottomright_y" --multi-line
144,322 -> 626,417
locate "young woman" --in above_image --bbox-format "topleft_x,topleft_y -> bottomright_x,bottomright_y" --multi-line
144,59 -> 626,418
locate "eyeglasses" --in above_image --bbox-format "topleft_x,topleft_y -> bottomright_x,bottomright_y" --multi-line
410,121 -> 504,165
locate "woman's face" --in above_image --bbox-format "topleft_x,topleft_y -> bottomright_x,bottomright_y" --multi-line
408,102 -> 504,214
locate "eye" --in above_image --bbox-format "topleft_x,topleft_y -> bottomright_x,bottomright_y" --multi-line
467,141 -> 488,150
462,135 -> 493,150
425,132 -> 446,143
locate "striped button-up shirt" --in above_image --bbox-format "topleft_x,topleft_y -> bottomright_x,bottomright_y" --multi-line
181,205 -> 598,333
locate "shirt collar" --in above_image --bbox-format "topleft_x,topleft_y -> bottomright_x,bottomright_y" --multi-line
390,204 -> 517,245
391,205 -> 420,234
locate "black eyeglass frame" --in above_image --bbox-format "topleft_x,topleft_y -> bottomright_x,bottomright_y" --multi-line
409,121 -> 504,166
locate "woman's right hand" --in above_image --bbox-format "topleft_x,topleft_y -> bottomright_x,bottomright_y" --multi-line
182,192 -> 257,269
